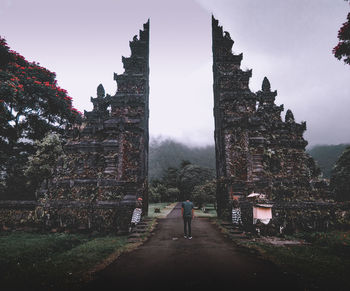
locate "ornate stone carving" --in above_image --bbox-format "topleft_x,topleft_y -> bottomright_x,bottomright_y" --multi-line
212,16 -> 321,218
45,20 -> 150,231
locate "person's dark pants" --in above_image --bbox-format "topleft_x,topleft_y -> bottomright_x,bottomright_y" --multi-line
183,216 -> 192,237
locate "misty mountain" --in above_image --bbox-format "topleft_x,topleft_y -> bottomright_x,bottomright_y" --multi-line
149,138 -> 349,181
307,144 -> 350,179
149,138 -> 215,181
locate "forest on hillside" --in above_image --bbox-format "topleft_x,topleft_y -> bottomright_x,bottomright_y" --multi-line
306,144 -> 350,178
149,137 -> 349,181
149,138 -> 216,181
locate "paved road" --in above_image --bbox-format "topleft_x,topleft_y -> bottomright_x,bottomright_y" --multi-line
83,203 -> 304,291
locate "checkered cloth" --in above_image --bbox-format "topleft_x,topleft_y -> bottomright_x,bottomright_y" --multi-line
131,208 -> 142,225
232,208 -> 242,225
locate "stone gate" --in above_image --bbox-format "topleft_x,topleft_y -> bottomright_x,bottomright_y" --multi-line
212,16 -> 324,219
1,17 -> 350,234
36,20 -> 150,232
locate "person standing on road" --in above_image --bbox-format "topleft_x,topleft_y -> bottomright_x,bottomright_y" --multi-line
181,198 -> 194,239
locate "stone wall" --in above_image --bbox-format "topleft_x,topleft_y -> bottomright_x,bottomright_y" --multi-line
212,16 -> 325,217
0,200 -> 133,233
240,201 -> 350,235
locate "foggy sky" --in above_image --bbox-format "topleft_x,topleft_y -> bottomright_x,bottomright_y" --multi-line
1,0 -> 349,147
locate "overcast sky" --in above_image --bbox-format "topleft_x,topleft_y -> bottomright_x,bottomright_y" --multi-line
1,0 -> 349,147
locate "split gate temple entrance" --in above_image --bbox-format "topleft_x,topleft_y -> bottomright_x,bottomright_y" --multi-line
41,16 -> 322,232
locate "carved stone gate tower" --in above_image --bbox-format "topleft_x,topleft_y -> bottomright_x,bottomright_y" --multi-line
212,16 -> 318,218
44,20 -> 150,231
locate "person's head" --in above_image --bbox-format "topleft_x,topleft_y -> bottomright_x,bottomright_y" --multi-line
136,197 -> 143,206
232,199 -> 239,208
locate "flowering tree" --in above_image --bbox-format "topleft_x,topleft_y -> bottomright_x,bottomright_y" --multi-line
0,37 -> 82,199
333,3 -> 350,65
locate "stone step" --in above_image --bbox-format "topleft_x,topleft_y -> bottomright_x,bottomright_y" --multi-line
232,237 -> 247,240
230,230 -> 243,234
137,221 -> 148,225
127,238 -> 141,243
133,230 -> 147,234
133,227 -> 147,231
128,233 -> 142,239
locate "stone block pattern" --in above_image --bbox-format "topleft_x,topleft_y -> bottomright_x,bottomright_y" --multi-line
240,201 -> 350,234
40,20 -> 150,232
212,16 -> 324,218
0,200 -> 131,233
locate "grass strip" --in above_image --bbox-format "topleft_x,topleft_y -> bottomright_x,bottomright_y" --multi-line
0,232 -> 128,290
213,220 -> 350,290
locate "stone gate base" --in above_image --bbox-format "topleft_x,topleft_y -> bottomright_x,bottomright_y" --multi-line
239,201 -> 350,235
0,200 -> 136,233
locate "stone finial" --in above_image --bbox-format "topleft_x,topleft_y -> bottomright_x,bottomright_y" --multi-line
91,84 -> 108,113
97,84 -> 105,98
224,31 -> 232,40
285,109 -> 295,123
262,77 -> 271,92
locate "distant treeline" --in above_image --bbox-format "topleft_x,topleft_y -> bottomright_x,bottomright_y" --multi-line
307,144 -> 350,178
149,137 -> 350,180
149,138 -> 215,181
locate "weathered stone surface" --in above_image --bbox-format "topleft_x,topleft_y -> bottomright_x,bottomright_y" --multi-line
240,201 -> 350,235
212,16 -> 328,220
0,200 -> 128,232
28,20 -> 150,232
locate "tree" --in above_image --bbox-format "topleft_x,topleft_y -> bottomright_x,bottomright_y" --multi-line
148,186 -> 161,203
148,137 -> 215,181
333,3 -> 350,65
0,37 -> 81,199
177,162 -> 215,201
148,184 -> 167,203
161,167 -> 178,188
24,133 -> 64,196
330,146 -> 350,201
192,179 -> 216,209
165,187 -> 180,202
307,144 -> 350,178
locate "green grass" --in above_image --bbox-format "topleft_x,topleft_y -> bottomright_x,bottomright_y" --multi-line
148,202 -> 217,218
194,204 -> 217,218
147,202 -> 177,218
0,232 -> 128,290
236,230 -> 350,290
214,220 -> 350,289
